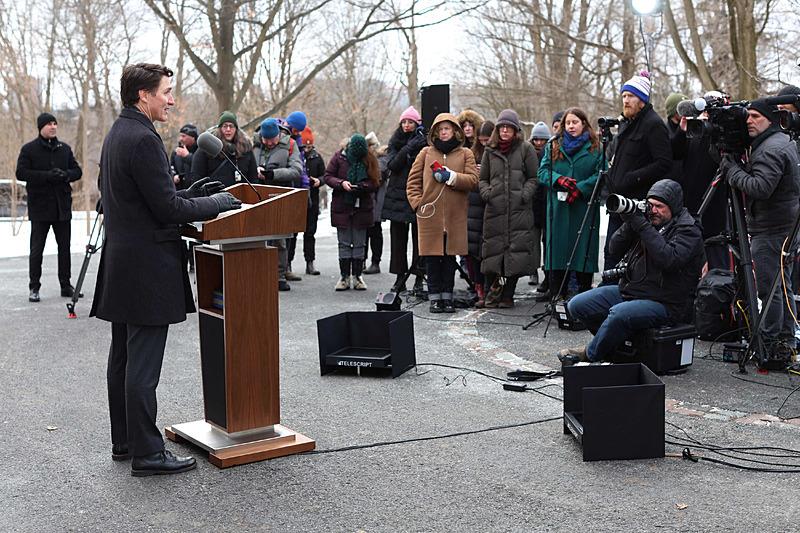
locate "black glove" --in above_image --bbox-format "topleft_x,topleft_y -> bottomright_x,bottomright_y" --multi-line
259,168 -> 275,181
408,133 -> 428,151
621,208 -> 649,232
211,191 -> 242,212
718,154 -> 738,178
186,176 -> 225,198
48,168 -> 68,183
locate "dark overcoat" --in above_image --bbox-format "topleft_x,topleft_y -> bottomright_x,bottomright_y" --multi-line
90,108 -> 220,326
479,140 -> 539,277
15,136 -> 82,221
381,127 -> 427,223
323,150 -> 379,229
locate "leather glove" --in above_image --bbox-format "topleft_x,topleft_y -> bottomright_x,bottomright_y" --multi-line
210,191 -> 242,212
555,176 -> 577,191
259,168 -> 275,181
48,168 -> 68,183
186,176 -> 225,198
433,166 -> 453,183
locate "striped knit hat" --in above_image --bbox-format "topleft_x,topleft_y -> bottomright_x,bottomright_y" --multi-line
621,70 -> 652,103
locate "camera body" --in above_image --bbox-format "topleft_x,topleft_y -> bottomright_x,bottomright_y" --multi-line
684,94 -> 750,154
598,116 -> 621,129
601,262 -> 628,284
778,109 -> 800,137
606,194 -> 647,215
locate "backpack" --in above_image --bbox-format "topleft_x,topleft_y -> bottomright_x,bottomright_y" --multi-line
694,268 -> 738,341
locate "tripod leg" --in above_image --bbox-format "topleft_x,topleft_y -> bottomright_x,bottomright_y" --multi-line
67,216 -> 104,318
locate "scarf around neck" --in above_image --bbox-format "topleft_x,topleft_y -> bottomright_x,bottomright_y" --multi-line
498,137 -> 514,154
433,137 -> 459,154
561,131 -> 589,156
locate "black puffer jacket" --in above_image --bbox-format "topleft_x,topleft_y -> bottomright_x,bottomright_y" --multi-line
608,179 -> 704,322
15,136 -> 82,221
381,126 -> 428,223
467,191 -> 485,258
725,127 -> 800,236
606,103 -> 672,200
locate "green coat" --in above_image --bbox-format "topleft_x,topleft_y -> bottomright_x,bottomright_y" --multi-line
538,140 -> 603,273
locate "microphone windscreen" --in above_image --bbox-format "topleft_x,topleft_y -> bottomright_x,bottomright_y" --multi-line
197,131 -> 223,157
677,100 -> 701,117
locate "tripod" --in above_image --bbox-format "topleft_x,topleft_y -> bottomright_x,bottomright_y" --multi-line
697,168 -> 766,372
524,127 -> 610,333
66,212 -> 104,318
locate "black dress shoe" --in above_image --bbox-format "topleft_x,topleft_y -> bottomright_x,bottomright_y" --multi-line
442,299 -> 455,313
278,280 -> 291,291
112,444 -> 130,461
131,450 -> 196,477
430,300 -> 444,313
29,290 -> 40,302
61,285 -> 84,298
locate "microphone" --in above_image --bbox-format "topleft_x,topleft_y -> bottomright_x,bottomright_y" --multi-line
676,98 -> 707,117
197,131 -> 262,202
763,94 -> 800,106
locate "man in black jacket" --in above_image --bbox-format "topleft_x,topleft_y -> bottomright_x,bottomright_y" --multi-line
16,112 -> 83,302
720,99 -> 800,361
169,123 -> 198,190
301,127 -> 326,275
603,71 -> 673,274
565,179 -> 704,362
91,63 -> 240,476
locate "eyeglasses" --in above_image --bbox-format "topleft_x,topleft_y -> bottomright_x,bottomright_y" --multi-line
220,123 -> 236,130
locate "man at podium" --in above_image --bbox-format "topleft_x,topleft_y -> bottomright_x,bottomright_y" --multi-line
91,63 -> 242,477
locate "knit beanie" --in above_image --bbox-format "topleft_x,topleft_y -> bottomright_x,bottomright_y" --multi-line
747,99 -> 778,124
621,70 -> 652,103
260,118 -> 280,139
179,123 -> 198,139
399,106 -> 422,125
664,93 -> 687,118
286,111 -> 307,132
495,109 -> 521,131
218,110 -> 238,128
778,85 -> 800,99
301,126 -> 314,146
552,111 -> 564,125
530,121 -> 551,140
37,112 -> 57,131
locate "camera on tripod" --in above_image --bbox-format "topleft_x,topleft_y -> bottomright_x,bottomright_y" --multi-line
605,194 -> 646,215
598,116 -> 620,129
683,93 -> 751,155
778,109 -> 800,137
601,262 -> 628,284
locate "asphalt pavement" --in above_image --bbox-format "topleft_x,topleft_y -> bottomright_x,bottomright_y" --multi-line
2,220 -> 800,532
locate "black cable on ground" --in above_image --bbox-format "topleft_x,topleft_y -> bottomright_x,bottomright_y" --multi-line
303,415 -> 563,455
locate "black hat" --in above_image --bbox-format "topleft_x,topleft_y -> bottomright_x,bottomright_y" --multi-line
647,179 -> 684,215
747,99 -> 778,124
37,112 -> 57,131
552,111 -> 564,125
179,123 -> 198,139
777,85 -> 800,98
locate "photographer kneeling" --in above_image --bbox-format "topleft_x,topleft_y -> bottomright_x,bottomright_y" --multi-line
560,179 -> 704,362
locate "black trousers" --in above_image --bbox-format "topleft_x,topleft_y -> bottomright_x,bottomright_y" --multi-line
389,220 -> 420,275
29,220 -> 71,290
303,190 -> 320,262
107,322 -> 169,457
366,221 -> 383,263
425,255 -> 457,297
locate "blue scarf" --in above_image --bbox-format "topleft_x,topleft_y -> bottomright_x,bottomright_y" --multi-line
561,131 -> 589,156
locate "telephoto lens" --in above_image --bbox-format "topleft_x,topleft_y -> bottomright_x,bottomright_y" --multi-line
605,194 -> 645,214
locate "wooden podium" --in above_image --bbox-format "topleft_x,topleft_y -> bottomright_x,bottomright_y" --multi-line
165,183 -> 316,468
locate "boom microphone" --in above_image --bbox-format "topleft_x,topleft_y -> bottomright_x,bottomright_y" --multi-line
763,94 -> 800,106
677,98 -> 707,117
197,131 -> 262,201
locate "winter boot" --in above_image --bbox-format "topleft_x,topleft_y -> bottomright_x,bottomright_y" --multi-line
352,259 -> 367,290
335,259 -> 352,291
305,261 -> 320,275
285,262 -> 302,281
363,261 -> 381,275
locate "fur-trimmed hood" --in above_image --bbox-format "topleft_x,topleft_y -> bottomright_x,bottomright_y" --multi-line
456,109 -> 485,132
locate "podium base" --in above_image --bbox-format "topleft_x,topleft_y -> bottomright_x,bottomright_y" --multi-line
165,420 -> 315,468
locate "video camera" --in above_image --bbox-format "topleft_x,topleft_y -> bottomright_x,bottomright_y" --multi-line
680,92 -> 751,155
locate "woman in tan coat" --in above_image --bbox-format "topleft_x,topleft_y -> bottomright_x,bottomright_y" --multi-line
407,113 -> 479,313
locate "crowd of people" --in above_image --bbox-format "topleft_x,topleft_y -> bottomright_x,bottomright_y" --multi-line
13,60 -> 800,476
